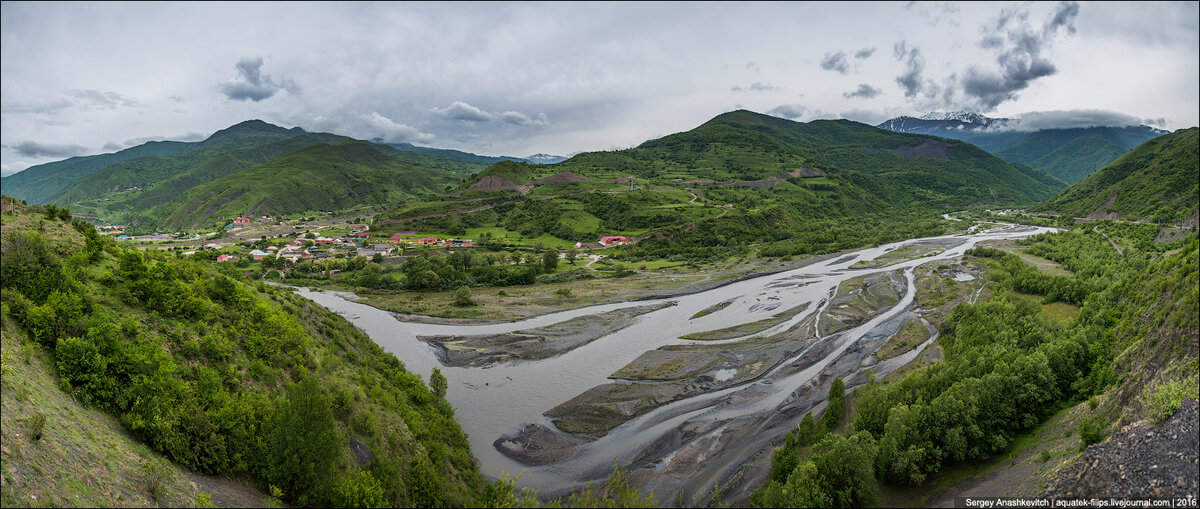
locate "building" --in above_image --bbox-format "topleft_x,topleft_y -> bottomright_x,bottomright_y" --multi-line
447,238 -> 475,247
357,248 -> 376,258
248,249 -> 270,261
413,237 -> 438,245
599,236 -> 629,246
388,235 -> 404,244
216,254 -> 232,262
349,224 -> 369,231
233,217 -> 251,224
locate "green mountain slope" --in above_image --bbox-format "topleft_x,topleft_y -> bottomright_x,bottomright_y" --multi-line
49,120 -> 352,208
1037,128 -> 1199,224
993,127 -> 1161,184
0,207 -> 490,506
1,141 -> 196,205
154,141 -> 469,230
374,110 -> 1062,261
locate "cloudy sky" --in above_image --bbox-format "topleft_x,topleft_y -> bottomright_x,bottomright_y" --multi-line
2,1 -> 1197,176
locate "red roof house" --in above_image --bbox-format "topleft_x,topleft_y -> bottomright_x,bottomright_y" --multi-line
599,236 -> 629,246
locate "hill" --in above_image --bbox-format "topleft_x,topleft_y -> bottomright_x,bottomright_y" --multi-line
0,140 -> 196,205
153,141 -> 470,230
1036,127 -> 1199,225
374,109 -> 1062,259
878,113 -> 1167,184
0,204 -> 491,506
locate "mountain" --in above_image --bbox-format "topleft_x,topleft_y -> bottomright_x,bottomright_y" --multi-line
877,113 -> 1168,184
384,142 -> 524,165
0,140 -> 197,205
375,109 -> 1063,257
524,153 -> 567,164
154,140 -> 469,230
1036,127 -> 1199,225
14,120 -> 487,230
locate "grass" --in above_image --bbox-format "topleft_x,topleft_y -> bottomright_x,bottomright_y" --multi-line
876,320 -> 931,361
1143,373 -> 1200,424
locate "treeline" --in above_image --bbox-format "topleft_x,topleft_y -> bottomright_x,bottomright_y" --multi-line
281,248 -> 581,291
750,227 -> 1200,507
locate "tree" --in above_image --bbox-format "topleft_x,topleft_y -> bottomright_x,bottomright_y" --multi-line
430,368 -> 448,399
268,377 -> 340,506
565,248 -> 578,265
542,250 -> 559,272
453,286 -> 473,307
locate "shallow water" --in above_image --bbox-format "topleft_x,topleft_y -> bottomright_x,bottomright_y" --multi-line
291,223 -> 1057,500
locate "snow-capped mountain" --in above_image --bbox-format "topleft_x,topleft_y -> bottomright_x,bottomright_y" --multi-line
524,153 -> 567,164
917,111 -> 995,124
878,111 -> 1009,133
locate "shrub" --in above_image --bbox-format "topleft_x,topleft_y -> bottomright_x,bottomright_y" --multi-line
28,411 -> 46,441
1077,415 -> 1106,451
268,377 -> 340,506
453,286 -> 473,307
1143,374 -> 1199,424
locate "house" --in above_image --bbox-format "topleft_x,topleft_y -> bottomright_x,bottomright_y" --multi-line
233,217 -> 251,224
266,246 -> 279,252
357,248 -> 376,257
599,236 -> 629,246
353,232 -> 371,239
315,237 -> 334,244
204,243 -> 222,250
447,238 -> 474,247
388,235 -> 404,244
216,254 -> 232,262
248,249 -> 270,260
349,224 -> 369,231
373,243 -> 389,252
413,237 -> 438,246
116,235 -> 131,241
182,251 -> 196,256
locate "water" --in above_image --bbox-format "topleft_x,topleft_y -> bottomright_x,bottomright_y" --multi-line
289,223 -> 1057,501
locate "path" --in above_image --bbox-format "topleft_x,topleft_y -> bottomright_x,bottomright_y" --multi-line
1093,227 -> 1124,255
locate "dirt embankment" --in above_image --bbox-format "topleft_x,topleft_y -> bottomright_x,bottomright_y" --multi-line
1041,399 -> 1198,501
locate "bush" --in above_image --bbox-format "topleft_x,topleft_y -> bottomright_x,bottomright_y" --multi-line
1143,374 -> 1199,424
28,411 -> 46,441
1077,415 -> 1107,451
453,286 -> 473,307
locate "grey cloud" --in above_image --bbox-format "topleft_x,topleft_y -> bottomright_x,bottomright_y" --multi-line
498,110 -> 549,126
431,101 -> 493,122
750,82 -> 777,92
1144,117 -> 1167,128
960,2 -> 1079,110
766,104 -> 808,120
68,89 -> 138,109
854,47 -> 876,59
8,141 -> 90,158
112,132 -> 208,149
895,45 -> 926,98
843,84 -> 882,99
820,51 -> 849,74
1005,109 -> 1144,131
219,56 -> 297,102
102,142 -> 123,151
361,112 -> 435,144
893,41 -> 912,60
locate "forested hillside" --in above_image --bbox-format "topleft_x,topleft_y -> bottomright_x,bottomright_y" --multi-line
153,141 -> 470,230
751,224 -> 1199,507
0,204 -> 490,506
1037,127 -> 1199,225
1,141 -> 197,205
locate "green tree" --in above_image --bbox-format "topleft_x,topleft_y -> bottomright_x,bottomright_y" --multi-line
430,367 -> 448,399
542,250 -> 559,272
565,248 -> 578,265
268,377 -> 340,506
453,286 -> 473,306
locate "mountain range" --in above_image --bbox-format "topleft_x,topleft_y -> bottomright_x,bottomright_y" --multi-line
878,111 -> 1168,184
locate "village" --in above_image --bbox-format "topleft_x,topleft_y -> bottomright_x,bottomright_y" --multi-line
95,212 -> 634,269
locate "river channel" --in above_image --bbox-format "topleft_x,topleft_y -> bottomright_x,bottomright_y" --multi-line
290,223 -> 1057,505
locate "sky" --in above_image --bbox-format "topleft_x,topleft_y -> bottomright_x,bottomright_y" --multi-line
2,1 -> 1197,176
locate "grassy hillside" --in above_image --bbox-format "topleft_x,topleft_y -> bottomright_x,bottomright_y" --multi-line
0,205 -> 491,507
50,121 -> 352,210
1037,127 -> 1199,224
993,127 -> 1166,184
373,110 -> 1061,262
154,141 -> 471,230
1,141 -> 196,205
